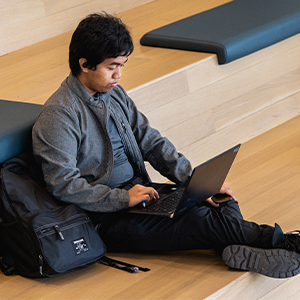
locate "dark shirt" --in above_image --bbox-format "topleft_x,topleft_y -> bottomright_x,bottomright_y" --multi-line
94,93 -> 134,188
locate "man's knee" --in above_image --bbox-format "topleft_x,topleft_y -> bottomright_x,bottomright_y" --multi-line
218,199 -> 243,220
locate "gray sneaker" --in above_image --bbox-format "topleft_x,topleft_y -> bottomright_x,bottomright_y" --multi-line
222,245 -> 300,278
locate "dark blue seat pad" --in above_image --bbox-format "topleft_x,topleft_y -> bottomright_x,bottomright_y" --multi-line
140,0 -> 300,64
0,100 -> 42,163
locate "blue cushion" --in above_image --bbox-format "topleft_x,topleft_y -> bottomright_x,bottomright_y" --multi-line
140,0 -> 300,64
0,100 -> 42,163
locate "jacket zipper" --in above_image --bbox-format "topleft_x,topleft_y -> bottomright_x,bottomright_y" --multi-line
121,121 -> 127,133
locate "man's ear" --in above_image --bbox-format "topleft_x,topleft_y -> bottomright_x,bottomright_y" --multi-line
79,58 -> 88,73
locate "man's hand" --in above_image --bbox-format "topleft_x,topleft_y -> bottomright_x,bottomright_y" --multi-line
206,183 -> 235,207
219,183 -> 235,200
128,184 -> 159,207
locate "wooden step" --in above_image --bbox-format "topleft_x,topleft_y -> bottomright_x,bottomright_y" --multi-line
1,0 -> 300,298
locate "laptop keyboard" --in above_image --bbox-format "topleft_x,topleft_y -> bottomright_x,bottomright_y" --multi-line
143,191 -> 182,213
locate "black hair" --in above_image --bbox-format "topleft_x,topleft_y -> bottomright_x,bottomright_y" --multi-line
69,12 -> 134,76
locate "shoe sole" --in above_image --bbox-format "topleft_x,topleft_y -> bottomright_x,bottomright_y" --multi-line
222,245 -> 300,278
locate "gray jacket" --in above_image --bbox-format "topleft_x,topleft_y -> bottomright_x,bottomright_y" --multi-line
32,73 -> 192,212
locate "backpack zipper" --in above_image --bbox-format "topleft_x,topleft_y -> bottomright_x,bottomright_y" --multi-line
54,225 -> 65,241
36,214 -> 89,240
39,254 -> 43,276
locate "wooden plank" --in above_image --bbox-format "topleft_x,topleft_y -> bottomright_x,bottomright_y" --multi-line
208,273 -> 289,300
1,0 -> 300,299
0,0 -> 155,56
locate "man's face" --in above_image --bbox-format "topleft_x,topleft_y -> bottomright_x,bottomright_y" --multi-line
80,55 -> 128,95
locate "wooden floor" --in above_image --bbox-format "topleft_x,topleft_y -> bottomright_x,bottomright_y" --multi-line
1,115 -> 300,300
1,0 -> 300,299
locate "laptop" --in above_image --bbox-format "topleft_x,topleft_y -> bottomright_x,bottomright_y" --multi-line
125,144 -> 241,218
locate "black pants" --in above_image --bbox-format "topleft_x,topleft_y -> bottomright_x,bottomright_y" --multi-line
88,197 -> 284,253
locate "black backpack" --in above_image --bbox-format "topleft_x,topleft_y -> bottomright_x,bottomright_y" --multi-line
0,155 -> 106,278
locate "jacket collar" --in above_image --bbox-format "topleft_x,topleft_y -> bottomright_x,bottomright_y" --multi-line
66,72 -> 111,107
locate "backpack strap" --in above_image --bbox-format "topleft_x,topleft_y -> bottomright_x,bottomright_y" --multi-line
98,256 -> 150,273
0,255 -> 15,276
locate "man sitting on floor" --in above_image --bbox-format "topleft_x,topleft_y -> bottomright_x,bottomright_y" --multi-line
32,12 -> 300,278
